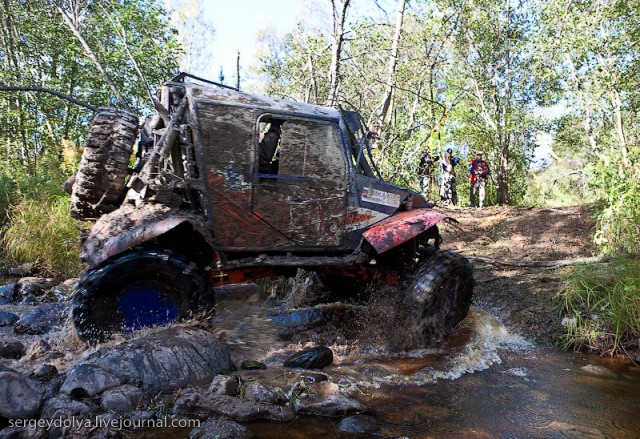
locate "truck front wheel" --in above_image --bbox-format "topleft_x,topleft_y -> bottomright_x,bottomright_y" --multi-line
403,247 -> 474,345
72,250 -> 213,343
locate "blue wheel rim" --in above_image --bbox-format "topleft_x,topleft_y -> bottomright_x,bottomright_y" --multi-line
117,282 -> 180,331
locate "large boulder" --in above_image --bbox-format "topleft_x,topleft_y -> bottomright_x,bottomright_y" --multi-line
78,327 -> 235,393
174,387 -> 294,422
14,303 -> 69,335
0,371 -> 44,419
60,364 -> 122,398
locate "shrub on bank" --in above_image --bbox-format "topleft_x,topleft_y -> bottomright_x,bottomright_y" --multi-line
558,256 -> 640,356
1,196 -> 86,278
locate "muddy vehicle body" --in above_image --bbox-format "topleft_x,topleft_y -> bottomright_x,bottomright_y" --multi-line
68,73 -> 474,343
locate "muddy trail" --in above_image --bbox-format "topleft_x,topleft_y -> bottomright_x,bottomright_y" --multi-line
438,205 -> 598,345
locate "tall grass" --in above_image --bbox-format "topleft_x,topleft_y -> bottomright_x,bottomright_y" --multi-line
558,257 -> 640,355
1,196 -> 86,278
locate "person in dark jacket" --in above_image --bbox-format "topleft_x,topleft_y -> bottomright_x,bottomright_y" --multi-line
439,148 -> 460,205
418,152 -> 438,195
258,122 -> 282,174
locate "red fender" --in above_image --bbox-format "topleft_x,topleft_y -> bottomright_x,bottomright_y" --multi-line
362,208 -> 451,254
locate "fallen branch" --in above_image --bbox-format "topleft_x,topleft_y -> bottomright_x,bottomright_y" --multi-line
0,85 -> 98,111
468,255 -> 609,269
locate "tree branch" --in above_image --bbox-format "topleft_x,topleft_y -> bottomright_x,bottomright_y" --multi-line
0,85 -> 97,111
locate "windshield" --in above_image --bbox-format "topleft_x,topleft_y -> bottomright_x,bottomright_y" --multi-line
342,110 -> 381,179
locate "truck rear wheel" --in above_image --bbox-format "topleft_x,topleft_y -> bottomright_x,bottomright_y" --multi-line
404,247 -> 474,345
72,250 -> 214,343
70,107 -> 138,220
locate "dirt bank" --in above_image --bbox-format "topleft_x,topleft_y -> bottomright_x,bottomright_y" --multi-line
437,205 -> 598,346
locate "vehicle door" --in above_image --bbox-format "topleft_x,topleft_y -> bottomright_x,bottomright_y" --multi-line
252,115 -> 349,248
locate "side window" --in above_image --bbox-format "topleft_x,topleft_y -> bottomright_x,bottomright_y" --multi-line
255,116 -> 346,181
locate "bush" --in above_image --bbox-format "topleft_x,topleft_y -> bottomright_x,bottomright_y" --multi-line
592,156 -> 640,254
558,256 -> 640,355
1,196 -> 86,278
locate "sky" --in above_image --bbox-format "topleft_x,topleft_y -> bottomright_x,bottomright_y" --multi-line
201,0 -> 304,86
177,0 -> 390,88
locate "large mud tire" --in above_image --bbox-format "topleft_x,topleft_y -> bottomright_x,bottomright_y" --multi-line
404,248 -> 474,345
72,250 -> 214,343
70,108 -> 139,220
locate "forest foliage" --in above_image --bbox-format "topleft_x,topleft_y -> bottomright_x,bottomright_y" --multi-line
0,0 -> 638,352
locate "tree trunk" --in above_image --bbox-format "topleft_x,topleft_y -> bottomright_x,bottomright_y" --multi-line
56,4 -> 133,113
376,0 -> 407,126
326,0 -> 350,107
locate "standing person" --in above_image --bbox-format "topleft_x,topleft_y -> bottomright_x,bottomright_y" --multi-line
439,148 -> 459,205
258,121 -> 282,174
417,152 -> 438,195
469,151 -> 490,208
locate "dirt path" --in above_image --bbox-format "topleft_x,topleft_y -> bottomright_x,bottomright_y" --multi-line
437,205 -> 598,345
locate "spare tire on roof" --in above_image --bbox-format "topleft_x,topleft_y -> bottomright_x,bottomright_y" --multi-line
70,107 -> 139,220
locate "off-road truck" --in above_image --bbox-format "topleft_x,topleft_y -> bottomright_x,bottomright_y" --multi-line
67,73 -> 474,343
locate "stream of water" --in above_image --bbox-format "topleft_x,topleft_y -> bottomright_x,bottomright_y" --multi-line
208,285 -> 640,438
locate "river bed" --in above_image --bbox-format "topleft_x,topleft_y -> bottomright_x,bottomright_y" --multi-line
140,284 -> 640,438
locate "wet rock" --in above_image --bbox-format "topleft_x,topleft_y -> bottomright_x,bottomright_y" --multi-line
338,414 -> 381,436
16,281 -> 43,298
60,364 -> 122,398
243,381 -> 286,405
299,372 -> 328,383
40,396 -> 93,419
16,277 -> 57,297
0,340 -> 25,359
0,426 -> 46,439
579,364 -> 616,378
0,311 -> 19,327
42,376 -> 63,402
189,417 -> 253,439
23,339 -> 51,362
173,387 -> 295,422
240,361 -> 266,370
14,302 -> 69,335
50,280 -> 77,302
100,384 -> 143,414
128,410 -> 157,428
80,327 -> 235,393
209,375 -> 240,396
0,283 -> 16,303
291,382 -> 366,417
19,294 -> 36,304
0,370 -> 44,419
31,364 -> 58,381
284,346 -> 333,369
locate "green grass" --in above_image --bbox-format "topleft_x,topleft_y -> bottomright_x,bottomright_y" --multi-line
557,257 -> 640,355
1,196 -> 86,278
